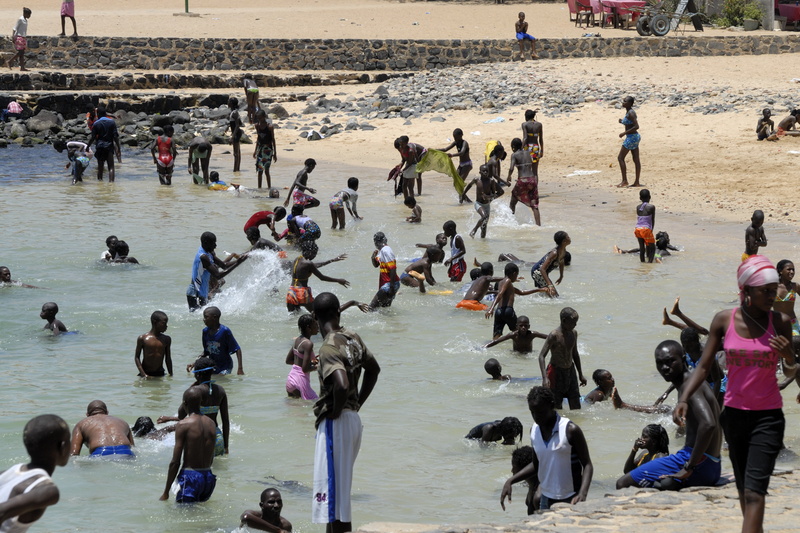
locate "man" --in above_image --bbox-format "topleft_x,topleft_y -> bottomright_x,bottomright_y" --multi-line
312,292 -> 380,533
616,340 -> 722,490
71,400 -> 135,457
86,106 -> 121,182
159,387 -> 218,503
186,231 -> 247,311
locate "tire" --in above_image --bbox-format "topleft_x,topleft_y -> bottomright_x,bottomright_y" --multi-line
650,14 -> 670,36
636,16 -> 652,36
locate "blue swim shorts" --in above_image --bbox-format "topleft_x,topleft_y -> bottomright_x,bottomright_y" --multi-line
90,445 -> 135,457
629,446 -> 720,488
622,132 -> 641,150
176,468 -> 217,503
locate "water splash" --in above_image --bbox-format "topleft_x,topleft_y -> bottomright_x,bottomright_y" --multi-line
209,250 -> 289,316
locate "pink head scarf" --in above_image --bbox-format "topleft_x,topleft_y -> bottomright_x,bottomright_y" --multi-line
737,255 -> 779,303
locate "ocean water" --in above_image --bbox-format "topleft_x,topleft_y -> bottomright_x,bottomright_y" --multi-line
1,144 -> 799,532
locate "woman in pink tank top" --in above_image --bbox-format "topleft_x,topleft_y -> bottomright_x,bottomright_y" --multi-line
673,255 -> 797,533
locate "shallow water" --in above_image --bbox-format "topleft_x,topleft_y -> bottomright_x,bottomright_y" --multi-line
1,144 -> 800,532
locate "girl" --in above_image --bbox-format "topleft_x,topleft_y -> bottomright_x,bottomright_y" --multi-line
623,424 -> 669,474
617,95 -> 641,188
284,314 -> 319,400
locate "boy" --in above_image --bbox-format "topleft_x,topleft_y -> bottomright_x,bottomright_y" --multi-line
0,414 -> 71,531
538,307 -> 587,410
510,445 -> 538,515
400,246 -> 439,293
484,358 -> 511,380
135,311 -> 173,378
159,387 -> 218,503
112,241 -> 139,264
443,220 -> 467,282
462,164 -> 503,238
284,159 -> 320,209
756,108 -> 774,141
485,316 -> 547,354
187,136 -> 213,184
369,232 -> 400,309
515,12 -> 538,60
86,106 -> 122,182
330,177 -> 362,230
743,209 -> 767,261
456,262 -> 498,311
40,302 -> 67,335
151,124 -> 177,185
507,138 -> 541,225
485,263 -> 547,339
8,8 -> 31,72
404,196 -> 421,223
102,235 -> 118,261
240,488 -> 293,533
0,266 -> 40,289
208,171 -> 230,191
53,140 -> 92,184
439,128 -> 473,188
201,306 -> 244,375
634,189 -> 656,263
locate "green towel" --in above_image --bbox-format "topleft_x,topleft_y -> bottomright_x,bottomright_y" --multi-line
415,149 -> 465,196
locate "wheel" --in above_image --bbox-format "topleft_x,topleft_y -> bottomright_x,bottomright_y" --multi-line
636,16 -> 652,36
650,14 -> 670,36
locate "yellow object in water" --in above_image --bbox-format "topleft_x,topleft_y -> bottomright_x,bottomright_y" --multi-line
427,289 -> 454,295
484,140 -> 499,163
415,149 -> 465,196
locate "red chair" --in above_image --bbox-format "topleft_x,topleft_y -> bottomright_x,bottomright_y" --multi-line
576,0 -> 596,26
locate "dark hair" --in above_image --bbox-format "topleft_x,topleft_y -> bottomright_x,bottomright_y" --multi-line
490,142 -> 506,159
642,423 -> 670,454
527,385 -> 555,408
52,140 -> 67,152
679,327 -> 701,350
394,138 -> 402,149
655,231 -> 670,251
105,235 -> 118,247
480,262 -> 494,276
511,446 -> 534,475
469,268 -> 481,280
510,138 -> 522,151
291,204 -> 304,216
192,356 -> 216,384
228,97 -> 238,108
453,128 -> 463,136
255,109 -> 266,120
150,310 -> 167,326
300,240 -> 318,259
554,231 -> 568,245
164,125 -> 174,136
304,158 -> 316,167
624,96 -> 635,105
347,177 -> 359,190
273,206 -> 287,221
777,259 -> 794,276
23,8 -> 32,16
373,231 -> 387,246
245,227 -> 260,242
498,417 -> 523,443
504,263 -> 519,277
399,135 -> 409,144
298,313 -> 314,334
96,106 -> 107,117
484,358 -> 501,376
563,251 -> 572,266
560,307 -> 578,323
132,416 -> 156,437
23,414 -> 68,457
592,368 -> 610,386
640,189 -> 651,202
443,220 -> 456,232
209,171 -> 220,182
115,240 -> 130,256
312,292 -> 340,322
524,109 -> 537,121
404,196 -> 416,207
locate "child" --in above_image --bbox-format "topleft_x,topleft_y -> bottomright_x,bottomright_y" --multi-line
622,424 -> 670,474
284,159 -> 319,209
456,262 -> 498,311
529,231 -> 571,297
634,189 -> 656,263
465,417 -> 523,444
369,232 -> 400,309
53,140 -> 93,184
439,128 -> 473,188
484,357 -> 511,380
400,246 -> 439,293
40,302 -> 67,335
583,369 -> 615,404
443,220 -> 467,282
463,164 -> 503,238
538,307 -> 587,410
8,8 -> 32,72
225,97 -> 243,172
151,124 -> 177,185
485,315 -> 547,354
285,314 -> 319,400
743,209 -> 767,261
0,414 -> 71,531
415,233 -> 447,261
756,108 -> 774,141
329,177 -> 362,230
286,241 -> 349,312
244,74 -> 260,124
134,311 -> 173,378
615,230 -> 679,263
485,263 -> 548,339
102,235 -> 118,261
404,196 -> 421,223
201,306 -> 244,375
208,171 -> 230,191
112,241 -> 139,264
510,445 -> 539,515
515,12 -> 537,60
253,109 -> 276,188
240,488 -> 293,533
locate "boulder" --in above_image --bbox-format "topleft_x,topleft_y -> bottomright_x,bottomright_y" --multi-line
26,110 -> 63,133
268,104 -> 290,119
168,110 -> 192,124
151,114 -> 174,127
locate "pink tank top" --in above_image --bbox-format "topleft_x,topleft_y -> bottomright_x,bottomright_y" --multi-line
723,308 -> 782,411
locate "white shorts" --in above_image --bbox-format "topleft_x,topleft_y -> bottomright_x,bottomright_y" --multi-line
312,410 -> 362,524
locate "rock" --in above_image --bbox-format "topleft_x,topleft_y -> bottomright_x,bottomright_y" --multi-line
168,110 -> 192,124
430,116 -> 446,122
374,85 -> 389,96
0,138 -> 7,148
303,105 -> 320,114
151,115 -> 174,127
26,110 -> 62,133
9,123 -> 27,139
269,104 -> 290,119
307,130 -> 323,141
204,107 -> 229,120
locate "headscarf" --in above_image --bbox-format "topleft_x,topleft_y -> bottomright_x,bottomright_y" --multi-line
737,255 -> 779,303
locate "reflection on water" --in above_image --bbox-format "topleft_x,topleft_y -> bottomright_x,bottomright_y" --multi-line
1,144 -> 800,532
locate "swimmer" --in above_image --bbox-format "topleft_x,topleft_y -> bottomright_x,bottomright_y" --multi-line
370,232 -> 400,309
286,242 -> 349,313
243,207 -> 287,237
443,220 -> 467,282
774,260 -> 800,389
622,424 -> 669,474
134,310 -> 173,378
207,171 -> 230,191
284,159 -> 320,209
131,417 -> 176,440
241,488 -> 293,533
102,235 -> 118,261
285,314 -> 319,400
404,196 -> 422,223
53,139 -> 93,184
112,241 -> 139,264
615,230 -> 679,263
187,136 -> 213,185
465,417 -> 523,445
484,358 -> 511,380
631,189 -> 656,263
415,233 -> 448,262
743,209 -> 767,262
330,177 -> 362,230
456,262 -> 500,311
583,369 -> 615,404
661,297 -> 710,335
0,414 -> 71,532
485,316 -> 547,354
539,307 -> 587,410
159,387 -> 218,502
224,97 -> 243,172
151,124 -> 177,185
0,266 -> 41,288
245,227 -> 283,253
40,302 -> 67,335
611,387 -> 672,414
400,246 -> 439,293
71,400 -> 135,457
186,231 -> 248,311
486,263 -> 547,339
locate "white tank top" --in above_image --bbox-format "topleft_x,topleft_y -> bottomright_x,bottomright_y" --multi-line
0,464 -> 52,533
531,414 -> 575,500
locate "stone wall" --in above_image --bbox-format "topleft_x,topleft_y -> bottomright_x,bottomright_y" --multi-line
13,34 -> 800,73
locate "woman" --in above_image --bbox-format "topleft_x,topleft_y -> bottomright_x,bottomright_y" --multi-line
617,96 -> 641,188
673,255 -> 797,533
395,136 -> 425,199
253,109 -> 277,189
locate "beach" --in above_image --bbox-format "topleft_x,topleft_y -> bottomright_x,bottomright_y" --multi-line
2,1 -> 800,533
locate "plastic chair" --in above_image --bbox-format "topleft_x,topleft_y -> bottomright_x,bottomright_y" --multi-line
576,0 -> 596,27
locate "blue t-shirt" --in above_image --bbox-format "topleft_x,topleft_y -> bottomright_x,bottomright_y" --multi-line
202,324 -> 240,374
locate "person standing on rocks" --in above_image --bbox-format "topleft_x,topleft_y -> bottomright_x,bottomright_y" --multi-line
8,7 -> 31,72
188,136 -> 213,185
243,74 -> 260,124
86,106 -> 122,182
59,0 -> 77,38
617,96 -> 641,188
253,109 -> 277,189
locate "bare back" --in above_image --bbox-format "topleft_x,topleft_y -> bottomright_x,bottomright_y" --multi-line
176,413 -> 217,469
72,414 -> 134,454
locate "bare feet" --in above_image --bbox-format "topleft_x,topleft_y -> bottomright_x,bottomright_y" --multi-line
531,53 -> 539,60
616,181 -> 628,188
468,231 -> 476,238
20,68 -> 29,72
58,33 -> 66,37
670,297 -> 681,316
473,257 -> 481,268
629,181 -> 642,187
662,307 -> 671,326
613,245 -> 622,254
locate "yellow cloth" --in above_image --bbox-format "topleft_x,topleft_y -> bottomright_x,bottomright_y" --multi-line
415,149 -> 465,196
484,140 -> 499,163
